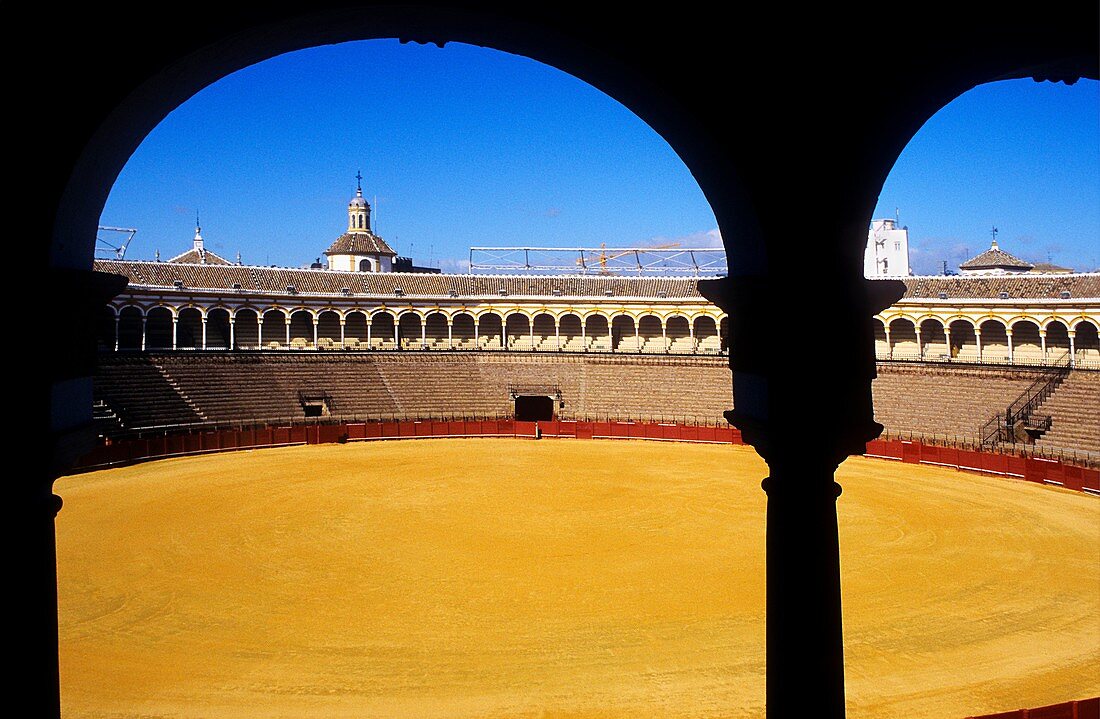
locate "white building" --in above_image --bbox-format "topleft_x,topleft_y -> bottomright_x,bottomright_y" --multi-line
864,219 -> 910,278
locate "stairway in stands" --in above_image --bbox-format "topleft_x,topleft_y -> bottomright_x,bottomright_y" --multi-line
1032,371 -> 1100,454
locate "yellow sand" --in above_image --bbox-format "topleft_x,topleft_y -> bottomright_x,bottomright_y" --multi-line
55,439 -> 1099,718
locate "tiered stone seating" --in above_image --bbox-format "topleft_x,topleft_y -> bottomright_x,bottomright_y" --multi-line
871,364 -> 1043,442
1033,371 -> 1100,454
93,357 -> 203,429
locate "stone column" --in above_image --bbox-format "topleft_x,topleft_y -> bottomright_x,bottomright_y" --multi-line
171,316 -> 178,350
555,319 -> 561,351
689,319 -> 696,354
580,317 -> 586,351
229,317 -> 235,350
529,318 -> 534,351
141,316 -> 147,351
1039,329 -> 1046,364
914,325 -> 922,359
257,317 -> 264,349
393,317 -> 399,349
201,317 -> 208,350
1006,328 -> 1013,364
420,317 -> 426,349
634,319 -> 640,353
312,315 -> 318,349
1068,330 -> 1076,367
883,325 -> 891,360
340,319 -> 346,348
974,327 -> 982,363
474,317 -> 480,347
447,320 -> 453,349
944,325 -> 952,360
662,319 -> 667,353
608,321 -> 614,353
113,315 -> 119,351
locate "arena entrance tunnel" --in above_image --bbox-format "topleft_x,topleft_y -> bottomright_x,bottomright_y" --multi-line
28,4 -> 1098,718
514,394 -> 555,422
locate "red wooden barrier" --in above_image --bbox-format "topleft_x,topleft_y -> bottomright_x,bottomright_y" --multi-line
901,441 -> 920,463
575,421 -> 593,439
558,420 -> 577,437
697,425 -> 716,442
1079,697 -> 1100,719
593,421 -> 611,438
645,423 -> 664,440
1084,468 -> 1100,492
715,426 -> 735,443
514,420 -> 536,437
1027,701 -> 1076,718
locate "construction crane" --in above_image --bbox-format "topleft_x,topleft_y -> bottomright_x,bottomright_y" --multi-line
96,226 -> 138,260
577,242 -> 681,274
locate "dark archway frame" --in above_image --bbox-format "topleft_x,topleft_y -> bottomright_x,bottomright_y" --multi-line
20,4 -> 1098,716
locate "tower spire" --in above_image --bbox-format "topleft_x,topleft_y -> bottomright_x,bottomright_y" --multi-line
193,212 -> 204,255
347,171 -> 371,232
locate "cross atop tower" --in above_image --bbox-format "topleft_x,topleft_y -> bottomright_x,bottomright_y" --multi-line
990,226 -> 999,248
356,170 -> 363,193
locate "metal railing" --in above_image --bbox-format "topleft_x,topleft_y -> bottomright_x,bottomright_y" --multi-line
979,351 -> 1071,448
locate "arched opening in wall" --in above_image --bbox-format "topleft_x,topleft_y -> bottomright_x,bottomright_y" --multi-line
693,316 -> 718,354
478,313 -> 503,350
1075,320 -> 1099,368
505,313 -> 530,351
1010,320 -> 1042,365
177,307 -> 203,349
558,314 -> 582,352
919,319 -> 947,360
666,315 -> 691,354
948,320 -> 977,360
584,314 -> 610,352
424,312 -> 448,349
317,310 -> 341,349
452,313 -> 475,350
95,307 -> 115,351
611,315 -> 636,352
532,313 -> 556,351
342,311 -> 367,348
398,313 -> 423,350
1045,320 -> 1070,362
233,309 -> 259,349
117,307 -> 144,350
979,319 -> 1008,364
873,319 -> 887,359
145,307 -> 173,350
358,258 -> 373,272
289,310 -> 314,349
206,308 -> 231,350
367,312 -> 392,350
638,315 -> 664,353
262,310 -> 287,349
888,319 -> 918,360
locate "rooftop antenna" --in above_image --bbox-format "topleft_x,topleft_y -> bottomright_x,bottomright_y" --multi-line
95,226 -> 138,260
895,207 -> 900,224
374,194 -> 378,234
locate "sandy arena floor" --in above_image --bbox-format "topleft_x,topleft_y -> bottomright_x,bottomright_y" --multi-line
55,439 -> 1099,718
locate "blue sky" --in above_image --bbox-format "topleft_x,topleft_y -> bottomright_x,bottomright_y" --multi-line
99,40 -> 1098,274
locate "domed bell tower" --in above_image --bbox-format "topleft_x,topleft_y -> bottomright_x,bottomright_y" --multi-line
348,170 -> 371,233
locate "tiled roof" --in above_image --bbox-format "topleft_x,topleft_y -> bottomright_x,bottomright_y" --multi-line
94,259 -> 1100,300
959,245 -> 1033,270
165,248 -> 234,265
899,274 -> 1100,299
93,260 -> 709,298
324,232 -> 396,256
